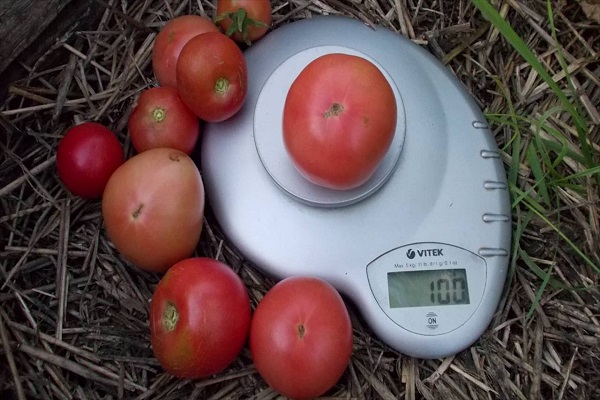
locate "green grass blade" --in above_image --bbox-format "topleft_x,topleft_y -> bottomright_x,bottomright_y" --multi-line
470,0 -> 593,167
526,141 -> 550,206
526,201 -> 600,274
552,165 -> 600,184
510,183 -> 548,214
525,253 -> 554,320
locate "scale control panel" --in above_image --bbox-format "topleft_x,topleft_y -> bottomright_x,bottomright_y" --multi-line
367,242 -> 487,336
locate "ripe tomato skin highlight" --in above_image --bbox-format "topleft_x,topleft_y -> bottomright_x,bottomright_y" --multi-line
152,15 -> 219,88
216,0 -> 272,44
101,148 -> 205,273
56,122 -> 124,199
250,276 -> 353,399
128,86 -> 200,155
283,53 -> 397,190
176,32 -> 247,122
150,257 -> 251,379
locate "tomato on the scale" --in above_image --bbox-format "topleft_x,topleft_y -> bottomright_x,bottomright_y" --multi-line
283,53 -> 397,190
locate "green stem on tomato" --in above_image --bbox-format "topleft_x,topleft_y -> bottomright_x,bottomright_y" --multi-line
214,77 -> 230,95
161,302 -> 179,332
215,8 -> 267,45
152,107 -> 166,123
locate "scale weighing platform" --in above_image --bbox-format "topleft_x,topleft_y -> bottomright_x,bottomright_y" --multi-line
201,16 -> 511,359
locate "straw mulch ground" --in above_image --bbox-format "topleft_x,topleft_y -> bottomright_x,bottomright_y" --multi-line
1,0 -> 599,399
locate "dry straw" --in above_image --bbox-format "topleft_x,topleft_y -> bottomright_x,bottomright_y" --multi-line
1,0 -> 599,399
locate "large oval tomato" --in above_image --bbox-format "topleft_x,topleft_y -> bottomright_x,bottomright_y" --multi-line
283,53 -> 397,190
176,32 -> 247,122
150,257 -> 251,379
249,276 -> 353,399
102,148 -> 204,273
128,86 -> 200,154
152,15 -> 219,88
56,122 -> 124,199
216,0 -> 272,44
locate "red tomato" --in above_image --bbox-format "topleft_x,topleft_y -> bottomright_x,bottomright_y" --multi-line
176,32 -> 247,122
56,122 -> 124,199
152,15 -> 219,88
128,87 -> 200,154
150,257 -> 251,379
216,0 -> 272,44
250,276 -> 353,399
283,53 -> 397,190
101,148 -> 204,273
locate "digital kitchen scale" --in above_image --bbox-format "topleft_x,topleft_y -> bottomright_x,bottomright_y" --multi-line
200,16 -> 511,359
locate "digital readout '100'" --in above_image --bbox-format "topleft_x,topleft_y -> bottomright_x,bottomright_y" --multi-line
388,268 -> 470,308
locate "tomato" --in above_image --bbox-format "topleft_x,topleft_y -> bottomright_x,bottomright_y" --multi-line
56,122 -> 124,199
283,53 -> 397,190
216,0 -> 272,44
176,32 -> 247,122
101,148 -> 204,273
152,15 -> 219,88
150,257 -> 251,379
128,87 -> 200,155
249,276 -> 353,399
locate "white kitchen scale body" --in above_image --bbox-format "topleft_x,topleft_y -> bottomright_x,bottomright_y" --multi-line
201,16 -> 511,359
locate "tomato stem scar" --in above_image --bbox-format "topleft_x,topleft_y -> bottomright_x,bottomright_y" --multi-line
297,323 -> 305,339
161,302 -> 179,332
132,203 -> 144,219
323,103 -> 344,118
214,77 -> 230,95
152,107 -> 166,123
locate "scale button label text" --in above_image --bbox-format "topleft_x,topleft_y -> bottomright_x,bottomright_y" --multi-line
426,312 -> 439,330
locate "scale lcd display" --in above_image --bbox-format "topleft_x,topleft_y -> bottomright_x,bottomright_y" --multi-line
388,269 -> 470,308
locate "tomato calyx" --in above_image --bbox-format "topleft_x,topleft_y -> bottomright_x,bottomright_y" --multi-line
297,323 -> 306,340
132,203 -> 144,219
168,152 -> 181,162
215,8 -> 267,45
323,102 -> 345,119
214,77 -> 230,95
161,302 -> 179,332
151,107 -> 167,123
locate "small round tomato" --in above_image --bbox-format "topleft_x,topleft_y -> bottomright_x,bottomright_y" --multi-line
283,53 -> 397,190
150,257 -> 251,379
216,0 -> 272,44
128,87 -> 200,154
102,148 -> 205,273
176,32 -> 247,122
250,276 -> 353,399
152,15 -> 219,88
56,122 -> 124,199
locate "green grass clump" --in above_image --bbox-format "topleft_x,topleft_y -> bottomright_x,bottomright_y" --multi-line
471,0 -> 600,312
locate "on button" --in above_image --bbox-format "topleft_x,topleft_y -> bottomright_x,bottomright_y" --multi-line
426,311 -> 439,330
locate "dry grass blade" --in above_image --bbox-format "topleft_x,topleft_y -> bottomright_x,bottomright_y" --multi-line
0,311 -> 26,400
355,360 -> 398,400
1,0 -> 599,399
18,343 -> 146,393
